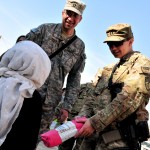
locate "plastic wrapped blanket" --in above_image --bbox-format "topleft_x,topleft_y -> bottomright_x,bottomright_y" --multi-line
41,119 -> 85,147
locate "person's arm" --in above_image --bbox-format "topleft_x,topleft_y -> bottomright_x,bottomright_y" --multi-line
25,24 -> 46,46
62,52 -> 86,112
76,56 -> 150,137
90,58 -> 150,132
78,96 -> 95,118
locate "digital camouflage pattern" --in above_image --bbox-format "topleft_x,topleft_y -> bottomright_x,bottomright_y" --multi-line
68,67 -> 104,120
59,82 -> 96,150
88,52 -> 150,150
78,63 -> 114,118
26,23 -> 86,134
68,82 -> 95,120
59,68 -> 103,150
73,64 -> 114,150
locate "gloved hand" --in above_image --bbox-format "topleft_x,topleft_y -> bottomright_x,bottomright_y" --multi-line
58,109 -> 68,123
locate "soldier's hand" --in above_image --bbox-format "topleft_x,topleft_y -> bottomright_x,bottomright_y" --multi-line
58,109 -> 68,123
74,119 -> 95,137
75,116 -> 87,123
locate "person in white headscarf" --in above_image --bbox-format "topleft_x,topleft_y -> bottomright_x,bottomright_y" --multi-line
0,41 -> 51,150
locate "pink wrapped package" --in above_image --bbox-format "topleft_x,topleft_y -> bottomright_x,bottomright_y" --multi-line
41,117 -> 86,147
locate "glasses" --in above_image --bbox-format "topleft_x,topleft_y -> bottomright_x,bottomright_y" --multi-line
107,40 -> 125,48
64,10 -> 80,19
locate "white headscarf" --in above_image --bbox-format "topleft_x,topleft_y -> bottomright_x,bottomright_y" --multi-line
0,41 -> 51,145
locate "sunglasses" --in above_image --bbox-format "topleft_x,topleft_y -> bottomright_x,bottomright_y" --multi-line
107,40 -> 125,48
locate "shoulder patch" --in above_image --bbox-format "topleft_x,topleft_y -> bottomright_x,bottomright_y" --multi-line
141,67 -> 150,74
145,76 -> 150,91
31,27 -> 39,33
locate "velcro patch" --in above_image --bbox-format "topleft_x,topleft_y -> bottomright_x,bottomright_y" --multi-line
141,67 -> 150,74
145,76 -> 150,91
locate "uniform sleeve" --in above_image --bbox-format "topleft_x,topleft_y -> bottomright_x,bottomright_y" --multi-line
25,24 -> 46,46
78,94 -> 96,117
90,58 -> 150,132
60,51 -> 86,112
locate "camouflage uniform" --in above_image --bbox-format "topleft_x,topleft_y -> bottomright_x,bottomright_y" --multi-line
89,52 -> 150,150
73,64 -> 114,150
76,52 -> 150,150
59,82 -> 95,150
92,68 -> 103,86
69,82 -> 96,120
59,67 -> 103,150
79,64 -> 114,115
59,69 -> 104,150
26,23 -> 86,134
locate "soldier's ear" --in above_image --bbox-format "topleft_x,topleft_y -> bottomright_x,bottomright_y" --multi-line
129,38 -> 134,46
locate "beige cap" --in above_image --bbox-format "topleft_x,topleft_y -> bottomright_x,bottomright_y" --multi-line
64,0 -> 86,15
104,23 -> 134,43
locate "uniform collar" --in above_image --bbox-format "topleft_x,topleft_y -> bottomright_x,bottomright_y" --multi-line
52,23 -> 76,40
120,50 -> 135,62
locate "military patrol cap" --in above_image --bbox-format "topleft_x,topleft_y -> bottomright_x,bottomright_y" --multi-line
64,0 -> 86,15
103,23 -> 134,43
